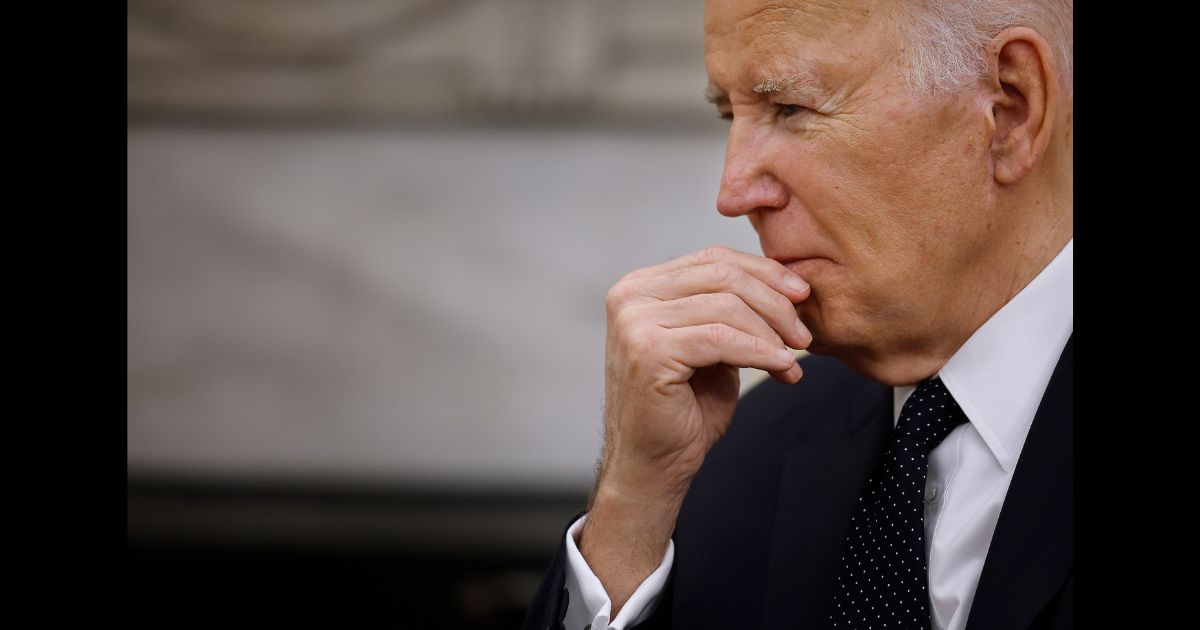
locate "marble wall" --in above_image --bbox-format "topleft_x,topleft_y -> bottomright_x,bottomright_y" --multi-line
127,1 -> 778,492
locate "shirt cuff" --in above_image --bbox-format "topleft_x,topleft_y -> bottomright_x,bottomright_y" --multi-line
562,513 -> 675,630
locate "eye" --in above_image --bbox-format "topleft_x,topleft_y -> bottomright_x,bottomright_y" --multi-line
776,103 -> 808,118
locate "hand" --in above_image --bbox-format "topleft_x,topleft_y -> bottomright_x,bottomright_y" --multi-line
579,246 -> 812,618
598,245 -> 812,497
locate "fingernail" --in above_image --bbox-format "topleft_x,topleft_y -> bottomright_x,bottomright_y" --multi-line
795,319 -> 812,346
776,348 -> 797,364
783,274 -> 809,294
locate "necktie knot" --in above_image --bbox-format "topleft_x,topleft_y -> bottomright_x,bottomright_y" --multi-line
894,376 -> 969,452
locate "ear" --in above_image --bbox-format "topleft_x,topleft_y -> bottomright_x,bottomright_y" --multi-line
985,27 -> 1061,185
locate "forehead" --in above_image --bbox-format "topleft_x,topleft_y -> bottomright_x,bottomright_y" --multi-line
704,0 -> 893,93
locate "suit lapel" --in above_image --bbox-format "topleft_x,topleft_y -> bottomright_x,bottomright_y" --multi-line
761,377 -> 893,630
965,334 -> 1073,630
756,334 -> 1073,630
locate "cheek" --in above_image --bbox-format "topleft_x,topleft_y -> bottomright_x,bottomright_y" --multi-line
771,138 -> 886,253
836,124 -> 985,260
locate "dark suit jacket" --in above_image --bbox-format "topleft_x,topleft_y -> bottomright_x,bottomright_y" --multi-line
524,335 -> 1072,630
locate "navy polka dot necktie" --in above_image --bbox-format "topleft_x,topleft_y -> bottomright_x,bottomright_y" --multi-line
829,376 -> 969,629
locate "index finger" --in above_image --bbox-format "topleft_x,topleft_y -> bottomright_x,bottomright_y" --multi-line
621,245 -> 811,303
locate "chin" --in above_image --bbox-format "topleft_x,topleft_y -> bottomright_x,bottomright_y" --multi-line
803,331 -> 857,362
796,298 -> 838,353
810,335 -> 924,387
797,309 -> 883,379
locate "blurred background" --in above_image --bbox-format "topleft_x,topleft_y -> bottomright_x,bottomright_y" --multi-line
127,1 -> 773,627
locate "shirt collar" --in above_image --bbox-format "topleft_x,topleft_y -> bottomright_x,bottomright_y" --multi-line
894,239 -> 1073,473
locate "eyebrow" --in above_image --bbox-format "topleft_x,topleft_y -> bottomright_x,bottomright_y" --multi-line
704,71 -> 823,105
753,73 -> 819,96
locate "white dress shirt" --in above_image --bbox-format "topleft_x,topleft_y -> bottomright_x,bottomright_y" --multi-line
564,239 -> 1073,630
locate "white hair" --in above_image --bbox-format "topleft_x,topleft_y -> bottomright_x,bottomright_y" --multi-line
892,0 -> 1073,96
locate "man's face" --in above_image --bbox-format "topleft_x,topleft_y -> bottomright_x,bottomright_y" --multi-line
704,0 -> 997,365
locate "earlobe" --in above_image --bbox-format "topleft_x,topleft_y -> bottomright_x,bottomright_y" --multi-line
986,28 -> 1056,186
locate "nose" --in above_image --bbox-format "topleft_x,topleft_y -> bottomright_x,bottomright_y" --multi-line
715,120 -> 790,217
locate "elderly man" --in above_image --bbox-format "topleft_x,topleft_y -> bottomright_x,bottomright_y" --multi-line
524,0 -> 1072,629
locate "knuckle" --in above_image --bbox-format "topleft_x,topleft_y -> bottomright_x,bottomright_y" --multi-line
706,262 -> 739,287
616,267 -> 641,284
613,302 -> 650,333
665,294 -> 692,314
611,303 -> 634,330
605,282 -> 632,314
700,244 -> 731,263
704,322 -> 729,345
